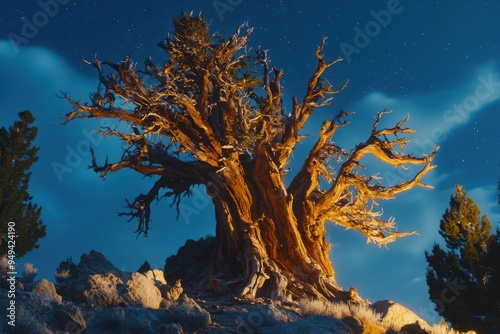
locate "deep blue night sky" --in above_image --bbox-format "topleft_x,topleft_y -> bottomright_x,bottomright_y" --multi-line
1,0 -> 499,324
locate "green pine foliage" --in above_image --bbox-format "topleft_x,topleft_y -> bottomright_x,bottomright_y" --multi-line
162,13 -> 267,157
0,110 -> 46,257
425,184 -> 499,332
170,12 -> 210,71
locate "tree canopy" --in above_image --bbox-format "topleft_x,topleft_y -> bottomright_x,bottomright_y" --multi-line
425,185 -> 500,332
0,110 -> 46,257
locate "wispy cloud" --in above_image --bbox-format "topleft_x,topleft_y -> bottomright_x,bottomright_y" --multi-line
412,276 -> 424,283
342,62 -> 500,253
0,40 -> 126,184
352,62 -> 500,154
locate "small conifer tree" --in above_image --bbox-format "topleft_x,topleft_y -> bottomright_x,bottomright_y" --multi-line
425,185 -> 499,332
0,110 -> 46,257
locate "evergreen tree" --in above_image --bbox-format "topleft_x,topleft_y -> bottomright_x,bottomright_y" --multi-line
0,110 -> 46,257
425,185 -> 499,332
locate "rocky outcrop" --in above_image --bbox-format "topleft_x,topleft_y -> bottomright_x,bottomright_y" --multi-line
32,279 -> 62,305
55,250 -> 163,309
53,303 -> 86,333
372,300 -> 430,332
124,272 -> 162,308
84,273 -> 124,308
1,249 -> 473,334
56,250 -> 124,302
165,295 -> 212,331
145,269 -> 167,286
4,287 -> 86,333
143,268 -> 183,302
163,279 -> 183,301
76,250 -> 122,278
164,237 -> 215,285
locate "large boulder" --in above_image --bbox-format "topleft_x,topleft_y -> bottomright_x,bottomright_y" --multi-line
341,316 -> 363,333
164,295 -> 212,331
144,269 -> 167,286
372,300 -> 430,332
32,279 -> 62,305
124,272 -> 162,309
164,237 -> 215,285
399,322 -> 430,334
257,315 -> 352,334
84,273 -> 124,308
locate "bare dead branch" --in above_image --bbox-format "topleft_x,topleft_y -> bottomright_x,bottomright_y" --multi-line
278,39 -> 348,166
311,111 -> 438,246
118,174 -> 199,236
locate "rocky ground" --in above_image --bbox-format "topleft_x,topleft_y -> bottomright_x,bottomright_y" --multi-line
0,239 -> 473,333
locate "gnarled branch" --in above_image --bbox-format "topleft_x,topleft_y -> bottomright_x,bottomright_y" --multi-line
311,110 -> 438,245
288,110 -> 349,201
278,38 -> 348,166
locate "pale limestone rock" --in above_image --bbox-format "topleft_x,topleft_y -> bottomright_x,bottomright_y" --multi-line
145,269 -> 167,286
84,273 -> 124,308
124,272 -> 162,309
32,279 -> 62,305
372,300 -> 430,331
164,279 -> 183,301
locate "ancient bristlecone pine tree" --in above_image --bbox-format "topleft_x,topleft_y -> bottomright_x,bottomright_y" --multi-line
63,13 -> 438,300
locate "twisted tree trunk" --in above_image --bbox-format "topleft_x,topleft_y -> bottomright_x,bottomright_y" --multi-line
209,158 -> 341,301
